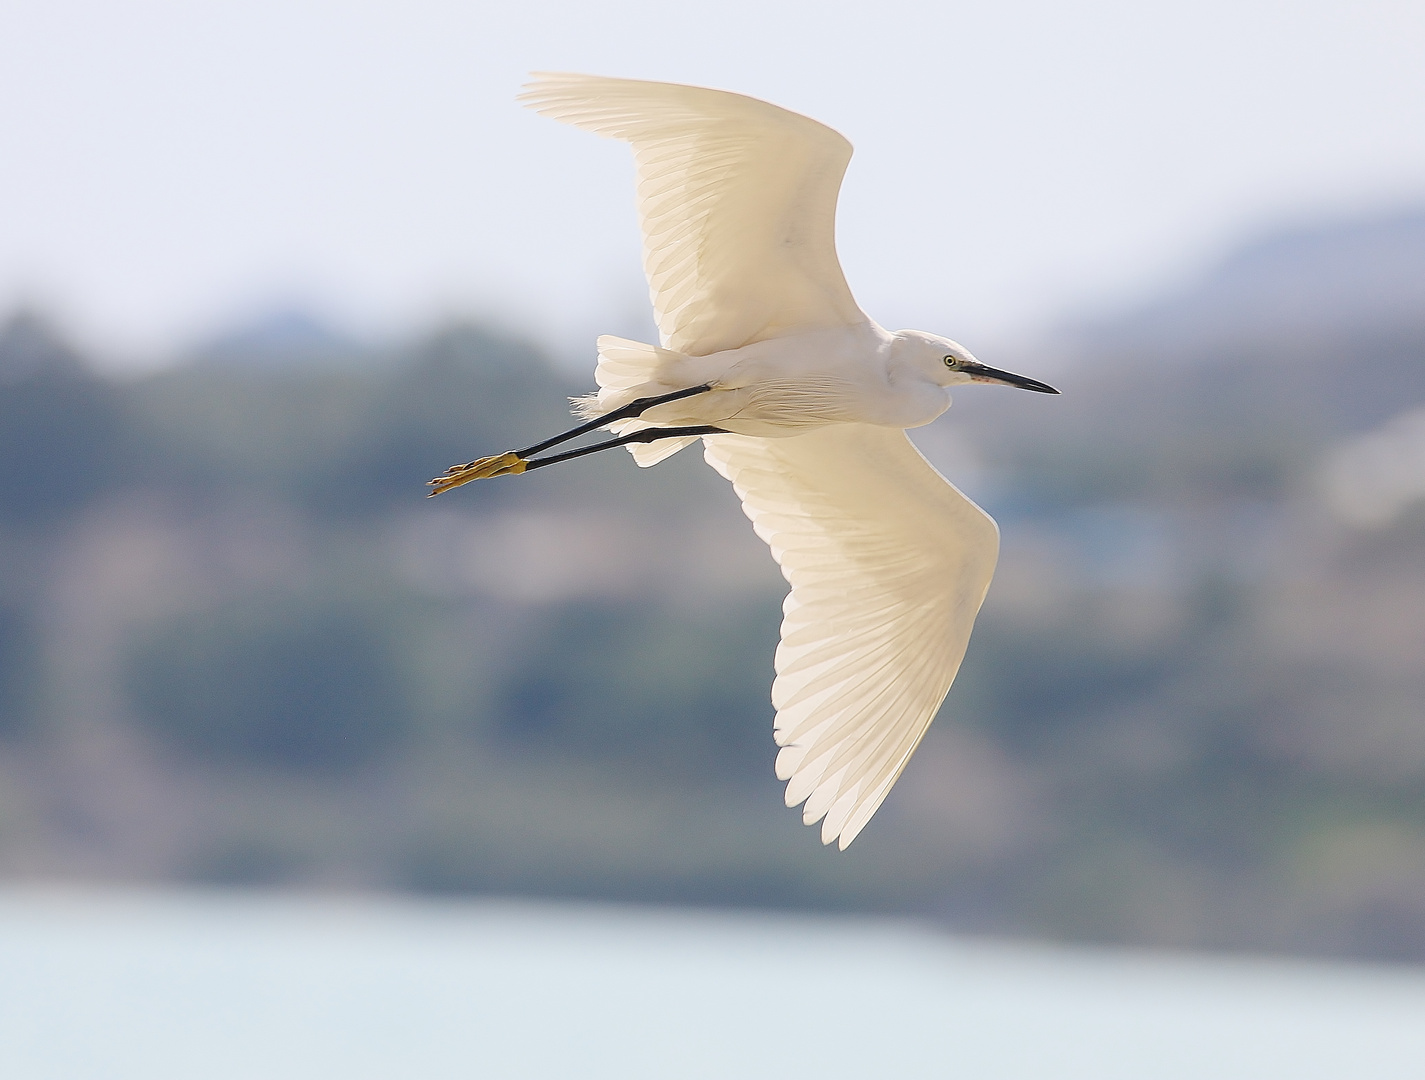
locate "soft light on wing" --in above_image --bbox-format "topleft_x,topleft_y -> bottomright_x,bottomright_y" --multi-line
703,425 -> 1000,849
520,74 -> 866,357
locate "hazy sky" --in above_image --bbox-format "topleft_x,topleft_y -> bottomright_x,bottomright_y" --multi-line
2,0 -> 1423,366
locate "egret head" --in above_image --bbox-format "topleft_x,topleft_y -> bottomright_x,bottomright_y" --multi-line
895,330 -> 1059,394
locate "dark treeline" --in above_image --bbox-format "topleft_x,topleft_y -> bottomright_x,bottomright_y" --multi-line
2,210 -> 1425,961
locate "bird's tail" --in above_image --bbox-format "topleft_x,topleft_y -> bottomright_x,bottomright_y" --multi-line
572,336 -> 701,467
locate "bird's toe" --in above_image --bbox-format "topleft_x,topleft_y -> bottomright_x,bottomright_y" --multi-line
426,451 -> 528,495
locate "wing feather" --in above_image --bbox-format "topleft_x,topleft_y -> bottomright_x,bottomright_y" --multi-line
703,425 -> 999,849
520,73 -> 865,356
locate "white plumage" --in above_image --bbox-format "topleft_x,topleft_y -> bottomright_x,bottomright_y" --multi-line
519,72 -> 863,355
435,74 -> 1057,849
704,425 -> 998,848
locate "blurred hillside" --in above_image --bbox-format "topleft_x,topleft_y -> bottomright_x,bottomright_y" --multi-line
1,207 -> 1423,961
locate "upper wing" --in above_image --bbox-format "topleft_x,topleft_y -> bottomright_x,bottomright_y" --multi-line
520,74 -> 866,356
703,425 -> 999,849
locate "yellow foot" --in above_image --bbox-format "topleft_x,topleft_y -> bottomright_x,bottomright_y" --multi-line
426,451 -> 528,496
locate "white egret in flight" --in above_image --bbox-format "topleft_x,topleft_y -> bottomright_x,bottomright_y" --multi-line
430,75 -> 1057,849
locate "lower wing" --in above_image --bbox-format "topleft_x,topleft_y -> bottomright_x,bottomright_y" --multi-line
702,424 -> 999,848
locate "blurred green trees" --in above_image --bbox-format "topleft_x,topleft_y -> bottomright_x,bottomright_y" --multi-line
0,314 -> 122,521
125,595 -> 411,770
2,212 -> 1425,960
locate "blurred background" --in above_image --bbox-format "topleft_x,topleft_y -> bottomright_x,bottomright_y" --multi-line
2,0 -> 1425,986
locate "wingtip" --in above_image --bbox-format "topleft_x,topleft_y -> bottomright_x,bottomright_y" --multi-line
518,70 -> 563,90
518,71 -> 612,104
516,71 -> 577,107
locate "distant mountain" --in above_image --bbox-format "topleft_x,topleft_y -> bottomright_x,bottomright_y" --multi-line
1081,206 -> 1425,352
194,307 -> 363,368
1040,206 -> 1425,440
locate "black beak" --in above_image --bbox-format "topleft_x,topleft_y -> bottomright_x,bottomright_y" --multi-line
961,361 -> 1059,394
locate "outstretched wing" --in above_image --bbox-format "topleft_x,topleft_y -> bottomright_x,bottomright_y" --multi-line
703,425 -> 999,849
520,73 -> 866,357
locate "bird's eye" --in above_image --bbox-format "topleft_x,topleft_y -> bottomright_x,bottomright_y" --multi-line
943,355 -> 956,367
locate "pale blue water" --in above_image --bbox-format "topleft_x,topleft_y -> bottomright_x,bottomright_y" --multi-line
2,889 -> 1423,1079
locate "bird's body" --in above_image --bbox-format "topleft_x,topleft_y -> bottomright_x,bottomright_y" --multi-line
583,322 -> 953,440
431,74 -> 1057,849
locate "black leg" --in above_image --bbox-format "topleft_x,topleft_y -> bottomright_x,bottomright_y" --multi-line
517,383 -> 714,458
427,418 -> 728,495
522,425 -> 728,471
